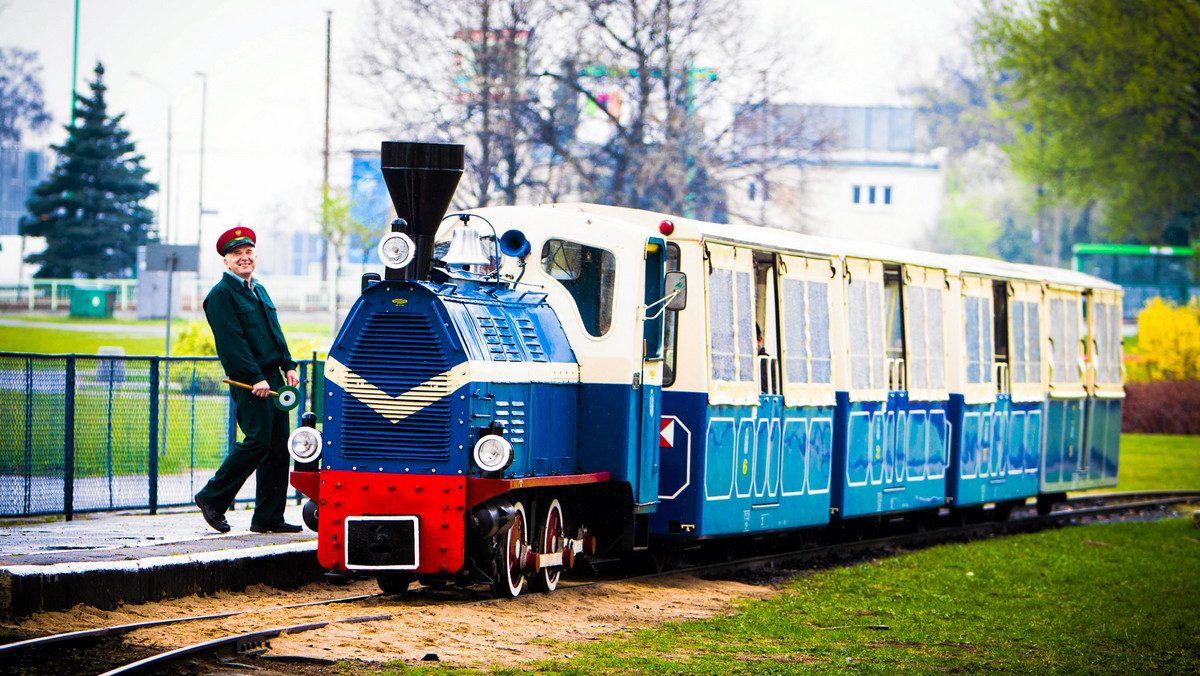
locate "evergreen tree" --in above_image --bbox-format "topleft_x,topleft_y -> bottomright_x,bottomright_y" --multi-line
20,62 -> 157,278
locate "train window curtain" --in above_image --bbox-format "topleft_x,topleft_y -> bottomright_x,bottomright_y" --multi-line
1088,289 -> 1125,398
844,258 -> 887,402
706,243 -> 759,405
901,265 -> 949,402
961,276 -> 996,405
1008,281 -> 1048,402
778,254 -> 837,407
1047,287 -> 1086,397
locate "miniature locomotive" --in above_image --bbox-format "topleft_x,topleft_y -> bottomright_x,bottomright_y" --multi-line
287,141 -> 1123,596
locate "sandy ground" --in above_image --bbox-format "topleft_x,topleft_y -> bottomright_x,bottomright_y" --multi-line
7,573 -> 781,670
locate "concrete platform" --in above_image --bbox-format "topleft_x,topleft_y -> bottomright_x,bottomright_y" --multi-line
0,503 -> 323,620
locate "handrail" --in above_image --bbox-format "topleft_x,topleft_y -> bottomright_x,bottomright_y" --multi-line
886,357 -> 905,392
757,353 -> 779,395
993,362 -> 1010,395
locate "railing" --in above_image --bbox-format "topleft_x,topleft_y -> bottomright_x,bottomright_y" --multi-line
0,275 -> 375,313
0,352 -> 319,518
0,279 -> 137,312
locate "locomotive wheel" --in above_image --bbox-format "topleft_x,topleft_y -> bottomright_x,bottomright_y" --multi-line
492,501 -> 529,598
301,499 -> 319,532
532,499 -> 565,592
377,575 -> 412,595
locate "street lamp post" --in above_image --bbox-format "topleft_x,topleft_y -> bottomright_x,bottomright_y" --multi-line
195,71 -> 208,246
130,72 -> 172,243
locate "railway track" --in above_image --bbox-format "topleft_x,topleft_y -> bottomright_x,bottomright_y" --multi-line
3,491 -> 1195,675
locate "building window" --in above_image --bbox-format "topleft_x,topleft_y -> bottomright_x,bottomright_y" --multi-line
883,186 -> 892,204
852,185 -> 861,204
868,186 -> 876,204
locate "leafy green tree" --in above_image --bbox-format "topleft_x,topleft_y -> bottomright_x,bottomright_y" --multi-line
927,195 -> 1001,257
976,0 -> 1200,243
21,62 -> 157,278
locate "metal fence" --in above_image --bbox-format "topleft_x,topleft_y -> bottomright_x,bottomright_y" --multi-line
0,352 -> 317,518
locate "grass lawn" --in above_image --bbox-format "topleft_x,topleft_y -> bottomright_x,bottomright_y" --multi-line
1112,434 -> 1200,492
0,324 -> 167,356
0,313 -> 330,357
0,389 -> 231,476
409,517 -> 1198,675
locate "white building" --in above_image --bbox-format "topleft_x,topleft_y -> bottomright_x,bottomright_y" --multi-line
726,105 -> 947,248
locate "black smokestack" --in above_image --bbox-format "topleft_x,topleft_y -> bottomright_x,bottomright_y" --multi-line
380,141 -> 464,280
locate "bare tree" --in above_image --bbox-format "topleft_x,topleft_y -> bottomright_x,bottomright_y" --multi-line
354,0 -> 831,222
357,0 -> 558,208
0,48 -> 52,146
540,0 -> 750,218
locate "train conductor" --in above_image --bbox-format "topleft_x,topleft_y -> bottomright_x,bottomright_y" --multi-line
194,226 -> 302,533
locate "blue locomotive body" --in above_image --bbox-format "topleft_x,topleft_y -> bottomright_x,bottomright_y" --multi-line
320,278 -> 578,479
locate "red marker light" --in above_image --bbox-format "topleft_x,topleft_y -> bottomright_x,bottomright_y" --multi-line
659,219 -> 675,236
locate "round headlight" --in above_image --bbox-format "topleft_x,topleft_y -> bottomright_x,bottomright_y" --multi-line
473,434 -> 513,472
377,232 -> 415,269
287,427 -> 323,463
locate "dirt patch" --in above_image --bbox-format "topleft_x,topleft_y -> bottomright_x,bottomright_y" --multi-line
5,574 -> 780,670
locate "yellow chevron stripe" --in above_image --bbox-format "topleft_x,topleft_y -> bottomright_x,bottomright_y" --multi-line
324,356 -> 470,424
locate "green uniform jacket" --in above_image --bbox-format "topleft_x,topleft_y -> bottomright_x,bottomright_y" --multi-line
204,272 -> 297,384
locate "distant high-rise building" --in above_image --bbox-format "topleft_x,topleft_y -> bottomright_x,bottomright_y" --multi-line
0,146 -> 51,236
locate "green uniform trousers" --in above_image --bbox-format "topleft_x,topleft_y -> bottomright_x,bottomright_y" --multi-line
196,368 -> 290,526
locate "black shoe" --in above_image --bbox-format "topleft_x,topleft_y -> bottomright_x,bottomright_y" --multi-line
250,521 -> 303,533
194,495 -> 230,533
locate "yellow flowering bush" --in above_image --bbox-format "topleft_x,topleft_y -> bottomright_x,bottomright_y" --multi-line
1129,298 -> 1200,381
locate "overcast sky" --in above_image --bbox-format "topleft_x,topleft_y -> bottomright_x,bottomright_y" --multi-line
0,0 -> 974,259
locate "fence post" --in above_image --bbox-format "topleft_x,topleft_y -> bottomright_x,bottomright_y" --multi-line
149,357 -> 159,514
64,355 -> 75,522
24,357 -> 32,515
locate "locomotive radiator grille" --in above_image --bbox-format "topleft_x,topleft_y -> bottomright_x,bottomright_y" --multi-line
334,312 -> 455,461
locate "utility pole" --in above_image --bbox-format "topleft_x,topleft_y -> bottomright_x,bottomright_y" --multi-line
70,0 -> 79,128
324,11 -> 337,335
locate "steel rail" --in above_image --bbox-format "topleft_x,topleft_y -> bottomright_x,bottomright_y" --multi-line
97,614 -> 395,676
0,593 -> 377,656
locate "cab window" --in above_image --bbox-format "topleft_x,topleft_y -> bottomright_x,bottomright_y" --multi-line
541,239 -> 616,337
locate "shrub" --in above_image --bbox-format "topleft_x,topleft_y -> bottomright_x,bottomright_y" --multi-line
1129,298 -> 1200,381
172,320 -> 217,357
1122,380 -> 1200,434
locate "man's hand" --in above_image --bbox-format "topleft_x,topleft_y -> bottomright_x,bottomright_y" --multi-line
251,380 -> 271,398
286,369 -> 299,387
